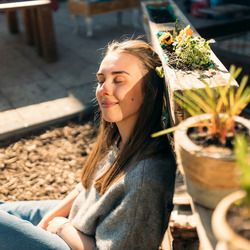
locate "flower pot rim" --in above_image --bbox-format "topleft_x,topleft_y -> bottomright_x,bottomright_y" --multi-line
175,114 -> 250,160
212,190 -> 250,247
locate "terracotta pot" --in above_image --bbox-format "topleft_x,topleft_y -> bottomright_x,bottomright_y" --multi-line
212,190 -> 250,250
174,114 -> 250,209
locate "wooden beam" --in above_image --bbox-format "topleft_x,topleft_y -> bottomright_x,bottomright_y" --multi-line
6,10 -> 19,33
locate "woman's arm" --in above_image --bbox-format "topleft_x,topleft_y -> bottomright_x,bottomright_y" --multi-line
37,187 -> 80,229
46,217 -> 95,250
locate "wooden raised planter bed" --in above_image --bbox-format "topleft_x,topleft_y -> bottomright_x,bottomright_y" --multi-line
141,0 -> 238,127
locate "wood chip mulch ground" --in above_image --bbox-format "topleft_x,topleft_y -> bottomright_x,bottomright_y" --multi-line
0,121 -> 98,201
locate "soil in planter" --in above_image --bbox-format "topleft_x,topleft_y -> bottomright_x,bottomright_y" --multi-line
162,47 -> 214,71
227,201 -> 250,241
147,5 -> 176,23
187,121 -> 250,150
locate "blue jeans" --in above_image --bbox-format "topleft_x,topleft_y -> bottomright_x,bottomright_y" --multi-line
0,200 -> 71,250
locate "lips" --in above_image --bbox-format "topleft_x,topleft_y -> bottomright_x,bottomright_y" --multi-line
101,100 -> 118,108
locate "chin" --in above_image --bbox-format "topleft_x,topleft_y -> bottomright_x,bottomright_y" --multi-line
103,116 -> 118,123
103,115 -> 122,123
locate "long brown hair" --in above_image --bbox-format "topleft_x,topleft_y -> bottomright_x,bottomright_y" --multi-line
81,39 -> 171,194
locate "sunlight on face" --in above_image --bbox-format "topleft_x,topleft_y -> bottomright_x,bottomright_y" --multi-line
96,52 -> 145,129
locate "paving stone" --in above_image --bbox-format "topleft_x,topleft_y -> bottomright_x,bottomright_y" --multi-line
68,81 -> 97,106
0,92 -> 13,111
1,78 -> 68,109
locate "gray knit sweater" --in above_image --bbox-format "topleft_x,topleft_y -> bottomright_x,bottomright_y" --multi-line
68,146 -> 176,250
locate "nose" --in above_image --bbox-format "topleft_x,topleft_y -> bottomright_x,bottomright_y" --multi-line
98,80 -> 113,96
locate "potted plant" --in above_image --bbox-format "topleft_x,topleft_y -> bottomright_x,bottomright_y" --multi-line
212,135 -> 250,249
152,65 -> 250,209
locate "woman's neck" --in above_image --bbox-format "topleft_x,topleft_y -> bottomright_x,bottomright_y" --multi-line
116,121 -> 134,151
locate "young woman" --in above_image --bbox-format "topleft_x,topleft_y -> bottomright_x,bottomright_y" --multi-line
0,39 -> 176,249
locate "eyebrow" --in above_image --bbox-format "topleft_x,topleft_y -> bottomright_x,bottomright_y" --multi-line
96,71 -> 130,76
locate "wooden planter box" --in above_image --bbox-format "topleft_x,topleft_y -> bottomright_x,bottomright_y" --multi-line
141,0 -> 238,126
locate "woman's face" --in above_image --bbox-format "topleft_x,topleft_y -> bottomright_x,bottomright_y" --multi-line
96,52 -> 145,129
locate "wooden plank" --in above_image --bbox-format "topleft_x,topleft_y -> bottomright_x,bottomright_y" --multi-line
0,0 -> 50,10
31,8 -> 43,57
160,227 -> 173,250
6,10 -> 19,33
22,8 -> 35,45
67,0 -> 140,17
173,195 -> 190,206
190,200 -> 217,250
67,1 -> 88,16
37,4 -> 57,62
88,0 -> 140,16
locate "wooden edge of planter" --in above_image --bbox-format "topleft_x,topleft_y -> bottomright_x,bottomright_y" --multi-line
211,190 -> 250,248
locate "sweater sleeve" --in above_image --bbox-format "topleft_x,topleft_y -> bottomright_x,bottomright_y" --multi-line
74,182 -> 83,192
94,158 -> 176,250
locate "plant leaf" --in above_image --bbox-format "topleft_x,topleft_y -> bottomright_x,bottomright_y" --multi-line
235,135 -> 250,209
235,75 -> 249,102
174,91 -> 202,115
151,126 -> 179,137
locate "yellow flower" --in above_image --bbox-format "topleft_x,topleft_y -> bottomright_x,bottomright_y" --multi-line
176,25 -> 193,43
159,32 -> 173,45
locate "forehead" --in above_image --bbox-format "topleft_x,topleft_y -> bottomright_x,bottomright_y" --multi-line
98,52 -> 144,74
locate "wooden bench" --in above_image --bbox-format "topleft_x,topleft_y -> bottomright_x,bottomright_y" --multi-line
67,0 -> 140,37
0,0 -> 58,62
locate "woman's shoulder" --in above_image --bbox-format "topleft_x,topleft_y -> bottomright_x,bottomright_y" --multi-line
132,137 -> 176,178
124,154 -> 176,189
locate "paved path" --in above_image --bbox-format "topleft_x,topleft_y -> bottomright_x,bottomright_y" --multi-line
0,2 -> 145,140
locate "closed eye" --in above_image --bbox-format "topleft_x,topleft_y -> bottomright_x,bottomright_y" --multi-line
113,76 -> 125,84
97,77 -> 105,84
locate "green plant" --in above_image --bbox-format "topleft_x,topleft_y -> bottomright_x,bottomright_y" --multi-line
235,135 -> 250,210
152,65 -> 250,145
158,22 -> 215,69
173,36 -> 214,68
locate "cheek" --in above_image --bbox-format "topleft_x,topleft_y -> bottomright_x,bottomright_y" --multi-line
115,82 -> 144,104
129,94 -> 143,110
95,87 -> 102,105
136,94 -> 143,105
95,86 -> 100,99
131,85 -> 144,105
